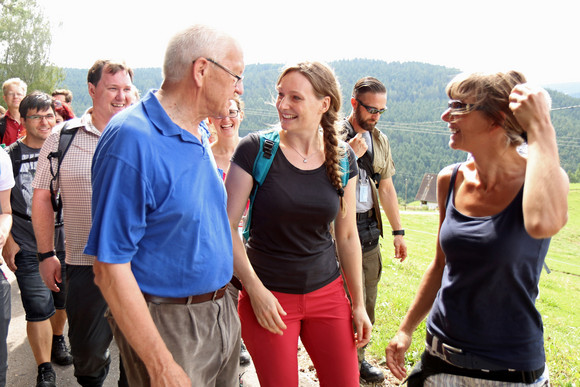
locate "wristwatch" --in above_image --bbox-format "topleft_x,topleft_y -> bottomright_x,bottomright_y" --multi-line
37,250 -> 56,262
392,229 -> 405,236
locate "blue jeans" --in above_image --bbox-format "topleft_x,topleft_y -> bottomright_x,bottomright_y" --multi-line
0,271 -> 10,387
14,250 -> 66,321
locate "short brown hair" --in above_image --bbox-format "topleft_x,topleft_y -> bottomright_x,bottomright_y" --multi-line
52,89 -> 73,103
352,76 -> 386,99
87,60 -> 134,87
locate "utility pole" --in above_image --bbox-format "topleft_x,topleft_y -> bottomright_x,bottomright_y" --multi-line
405,178 -> 408,210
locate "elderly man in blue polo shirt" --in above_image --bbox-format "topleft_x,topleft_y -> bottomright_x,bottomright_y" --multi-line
85,24 -> 245,386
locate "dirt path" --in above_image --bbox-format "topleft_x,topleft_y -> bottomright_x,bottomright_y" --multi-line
240,341 -> 402,386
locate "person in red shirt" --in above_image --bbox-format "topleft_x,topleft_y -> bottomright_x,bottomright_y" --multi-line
1,78 -> 27,146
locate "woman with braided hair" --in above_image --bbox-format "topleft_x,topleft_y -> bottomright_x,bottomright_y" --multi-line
226,61 -> 371,386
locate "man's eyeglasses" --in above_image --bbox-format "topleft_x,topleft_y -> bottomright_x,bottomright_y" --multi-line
448,100 -> 478,112
26,114 -> 55,121
215,109 -> 240,119
356,98 -> 387,115
202,58 -> 244,87
5,92 -> 24,98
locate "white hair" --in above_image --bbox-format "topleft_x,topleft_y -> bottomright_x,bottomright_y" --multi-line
162,24 -> 233,83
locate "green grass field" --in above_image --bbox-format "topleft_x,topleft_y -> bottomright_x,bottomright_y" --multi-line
368,183 -> 580,386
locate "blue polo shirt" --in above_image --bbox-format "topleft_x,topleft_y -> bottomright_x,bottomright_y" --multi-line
85,90 -> 233,298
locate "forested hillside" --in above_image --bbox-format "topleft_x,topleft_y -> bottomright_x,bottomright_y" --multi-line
60,60 -> 580,202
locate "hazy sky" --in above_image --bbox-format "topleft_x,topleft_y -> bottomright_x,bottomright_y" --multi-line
36,0 -> 579,85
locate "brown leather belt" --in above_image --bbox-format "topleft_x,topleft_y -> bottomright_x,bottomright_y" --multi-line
143,285 -> 227,305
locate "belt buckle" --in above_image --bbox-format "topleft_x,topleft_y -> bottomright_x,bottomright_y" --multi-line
441,342 -> 463,365
426,335 -> 445,360
427,334 -> 464,367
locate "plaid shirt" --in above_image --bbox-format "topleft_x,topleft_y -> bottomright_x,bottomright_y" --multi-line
33,113 -> 101,266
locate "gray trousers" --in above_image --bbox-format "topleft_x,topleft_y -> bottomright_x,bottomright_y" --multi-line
108,290 -> 241,387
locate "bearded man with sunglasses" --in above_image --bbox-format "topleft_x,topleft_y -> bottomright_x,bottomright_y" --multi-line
342,76 -> 408,384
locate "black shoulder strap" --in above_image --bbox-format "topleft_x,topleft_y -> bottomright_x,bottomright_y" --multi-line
342,119 -> 378,186
0,116 -> 7,144
47,120 -> 81,212
342,119 -> 356,141
7,141 -> 39,179
8,142 -> 34,221
7,141 -> 22,178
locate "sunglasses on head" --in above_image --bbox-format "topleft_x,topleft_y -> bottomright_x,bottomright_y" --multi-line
356,98 -> 387,115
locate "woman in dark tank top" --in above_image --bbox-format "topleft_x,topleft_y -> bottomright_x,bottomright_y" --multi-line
385,71 -> 569,386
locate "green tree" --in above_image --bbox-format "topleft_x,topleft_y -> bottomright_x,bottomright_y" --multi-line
0,0 -> 63,104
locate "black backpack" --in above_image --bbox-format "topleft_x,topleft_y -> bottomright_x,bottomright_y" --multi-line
0,115 -> 7,145
46,119 -> 81,212
6,140 -> 63,226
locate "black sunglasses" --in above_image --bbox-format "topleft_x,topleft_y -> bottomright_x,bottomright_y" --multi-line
356,98 -> 387,115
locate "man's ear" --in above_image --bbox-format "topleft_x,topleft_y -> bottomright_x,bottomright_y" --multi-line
88,82 -> 96,99
350,96 -> 357,109
192,58 -> 209,87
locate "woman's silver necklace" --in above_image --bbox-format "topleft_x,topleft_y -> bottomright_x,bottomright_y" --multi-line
286,139 -> 319,163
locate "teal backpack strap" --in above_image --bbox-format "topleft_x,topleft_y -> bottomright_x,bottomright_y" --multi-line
339,141 -> 350,189
242,130 -> 280,241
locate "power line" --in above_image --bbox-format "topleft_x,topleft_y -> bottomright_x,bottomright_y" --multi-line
241,108 -> 580,148
551,105 -> 580,111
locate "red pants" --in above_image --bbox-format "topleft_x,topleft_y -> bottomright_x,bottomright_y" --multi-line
239,277 -> 359,387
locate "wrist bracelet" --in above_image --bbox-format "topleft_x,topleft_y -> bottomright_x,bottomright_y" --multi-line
392,229 -> 405,236
37,250 -> 56,262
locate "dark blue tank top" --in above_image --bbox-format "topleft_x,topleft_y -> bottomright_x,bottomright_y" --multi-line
427,164 -> 550,371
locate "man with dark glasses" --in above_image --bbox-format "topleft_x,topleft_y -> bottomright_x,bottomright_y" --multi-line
342,76 -> 408,384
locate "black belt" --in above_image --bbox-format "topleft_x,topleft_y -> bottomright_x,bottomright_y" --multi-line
356,208 -> 375,221
143,285 -> 227,305
425,331 -> 544,383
